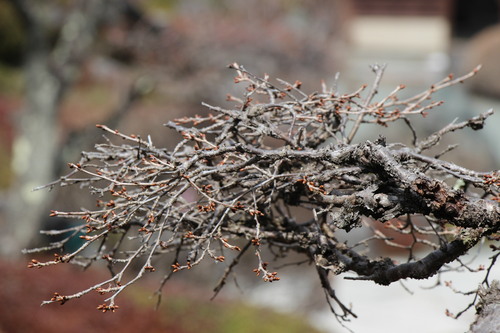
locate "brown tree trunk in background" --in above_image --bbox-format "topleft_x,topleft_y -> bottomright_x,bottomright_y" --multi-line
1,0 -> 105,256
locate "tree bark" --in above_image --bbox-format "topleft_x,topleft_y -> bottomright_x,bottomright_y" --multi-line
469,281 -> 500,333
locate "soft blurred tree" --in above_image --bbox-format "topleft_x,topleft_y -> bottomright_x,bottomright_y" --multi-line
1,0 -> 108,256
1,0 -> 155,256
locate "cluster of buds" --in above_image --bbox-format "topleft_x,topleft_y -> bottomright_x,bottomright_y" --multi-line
50,292 -> 67,305
263,272 -> 281,282
96,304 -> 119,313
197,201 -> 216,212
483,172 -> 500,186
252,263 -> 280,282
220,238 -> 241,251
297,177 -> 327,194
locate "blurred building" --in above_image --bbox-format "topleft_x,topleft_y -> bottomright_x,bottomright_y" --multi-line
337,0 -> 500,88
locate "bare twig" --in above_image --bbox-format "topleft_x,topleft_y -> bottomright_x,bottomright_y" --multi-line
29,64 -> 499,321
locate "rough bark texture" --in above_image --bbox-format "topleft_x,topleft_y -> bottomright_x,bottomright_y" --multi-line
25,64 -> 499,324
469,281 -> 500,333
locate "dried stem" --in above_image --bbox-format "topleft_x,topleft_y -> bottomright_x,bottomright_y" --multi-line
29,64 -> 499,320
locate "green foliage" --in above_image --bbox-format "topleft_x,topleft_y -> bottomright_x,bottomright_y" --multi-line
1,260 -> 323,333
0,64 -> 23,95
144,0 -> 181,14
0,144 -> 12,189
0,2 -> 26,66
144,291 -> 323,333
122,281 -> 323,333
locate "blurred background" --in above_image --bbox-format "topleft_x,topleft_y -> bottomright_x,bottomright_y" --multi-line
0,0 -> 499,332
